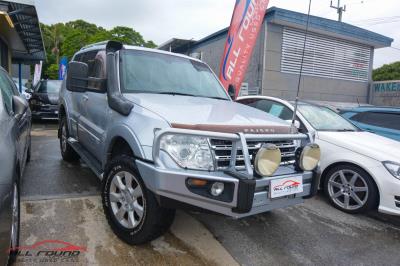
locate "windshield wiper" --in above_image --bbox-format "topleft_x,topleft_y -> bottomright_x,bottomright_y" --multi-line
206,96 -> 229,101
158,92 -> 197,97
336,129 -> 356,132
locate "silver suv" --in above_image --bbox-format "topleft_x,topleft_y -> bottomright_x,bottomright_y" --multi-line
58,41 -> 321,244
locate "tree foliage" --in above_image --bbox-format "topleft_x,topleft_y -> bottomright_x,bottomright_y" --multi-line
40,20 -> 157,79
373,62 -> 400,81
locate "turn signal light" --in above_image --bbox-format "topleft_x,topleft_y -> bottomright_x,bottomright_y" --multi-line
187,178 -> 208,187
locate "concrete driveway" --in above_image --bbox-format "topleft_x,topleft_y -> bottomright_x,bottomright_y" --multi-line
16,122 -> 400,265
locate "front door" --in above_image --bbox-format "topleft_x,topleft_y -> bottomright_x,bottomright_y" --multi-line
77,50 -> 109,161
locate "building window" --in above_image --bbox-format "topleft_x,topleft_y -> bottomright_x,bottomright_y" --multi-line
281,27 -> 371,82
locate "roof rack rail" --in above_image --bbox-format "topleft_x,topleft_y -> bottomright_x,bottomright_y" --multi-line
80,41 -> 110,51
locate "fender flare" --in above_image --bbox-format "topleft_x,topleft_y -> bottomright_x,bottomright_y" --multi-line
102,124 -> 145,167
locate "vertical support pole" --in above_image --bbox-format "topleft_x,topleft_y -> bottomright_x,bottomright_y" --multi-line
18,63 -> 22,93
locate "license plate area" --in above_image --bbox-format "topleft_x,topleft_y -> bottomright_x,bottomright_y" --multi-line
269,176 -> 303,199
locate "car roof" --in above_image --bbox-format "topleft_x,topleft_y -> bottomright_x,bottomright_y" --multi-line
340,106 -> 400,113
76,43 -> 203,63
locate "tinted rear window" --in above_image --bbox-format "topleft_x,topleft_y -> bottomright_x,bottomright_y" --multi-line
352,112 -> 400,130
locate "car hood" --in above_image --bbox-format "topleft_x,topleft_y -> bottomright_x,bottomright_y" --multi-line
317,131 -> 400,162
124,93 -> 293,134
34,93 -> 59,105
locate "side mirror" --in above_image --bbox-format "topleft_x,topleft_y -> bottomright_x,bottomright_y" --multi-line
66,61 -> 89,92
228,84 -> 236,100
12,96 -> 28,120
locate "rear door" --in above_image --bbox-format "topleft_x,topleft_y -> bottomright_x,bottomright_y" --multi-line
77,50 -> 109,160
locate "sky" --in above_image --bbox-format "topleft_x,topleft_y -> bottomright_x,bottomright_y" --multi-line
35,0 -> 400,68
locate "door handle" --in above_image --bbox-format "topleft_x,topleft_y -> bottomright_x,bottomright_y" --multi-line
82,95 -> 89,102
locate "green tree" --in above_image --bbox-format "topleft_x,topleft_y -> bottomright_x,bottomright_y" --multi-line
39,20 -> 158,77
373,62 -> 400,81
45,64 -> 59,79
109,26 -> 146,45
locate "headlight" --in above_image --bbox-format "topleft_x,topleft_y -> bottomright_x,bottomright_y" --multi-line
298,143 -> 321,171
160,134 -> 214,171
383,161 -> 400,180
254,144 -> 281,176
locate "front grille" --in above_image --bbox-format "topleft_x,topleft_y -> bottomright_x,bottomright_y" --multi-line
210,139 -> 298,170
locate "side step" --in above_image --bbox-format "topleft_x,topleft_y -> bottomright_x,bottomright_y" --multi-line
68,138 -> 104,180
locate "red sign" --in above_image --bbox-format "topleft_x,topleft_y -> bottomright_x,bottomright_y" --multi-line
219,0 -> 270,97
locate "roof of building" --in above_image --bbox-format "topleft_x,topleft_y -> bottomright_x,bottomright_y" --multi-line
173,6 -> 393,51
0,0 -> 45,63
157,38 -> 197,54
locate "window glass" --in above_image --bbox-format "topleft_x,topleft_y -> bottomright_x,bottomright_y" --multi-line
120,50 -> 229,100
87,51 -> 106,91
355,112 -> 400,130
0,70 -> 14,114
37,80 -> 62,93
298,104 -> 357,131
349,112 -> 364,122
243,99 -> 293,121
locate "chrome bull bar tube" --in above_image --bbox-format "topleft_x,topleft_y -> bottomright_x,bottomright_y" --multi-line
152,128 -> 309,177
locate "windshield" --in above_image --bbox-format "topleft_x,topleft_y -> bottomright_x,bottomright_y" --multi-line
119,50 -> 229,100
37,80 -> 62,93
298,104 -> 358,131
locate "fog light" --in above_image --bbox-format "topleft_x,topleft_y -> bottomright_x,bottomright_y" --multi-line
254,144 -> 281,176
210,182 -> 224,196
299,143 -> 321,171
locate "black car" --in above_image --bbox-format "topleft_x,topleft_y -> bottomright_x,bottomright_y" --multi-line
29,80 -> 62,120
0,67 -> 31,265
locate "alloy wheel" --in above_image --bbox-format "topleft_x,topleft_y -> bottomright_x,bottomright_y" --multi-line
109,171 -> 145,229
327,169 -> 369,210
61,123 -> 67,153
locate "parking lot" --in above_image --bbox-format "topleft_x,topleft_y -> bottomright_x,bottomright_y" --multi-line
17,122 -> 400,265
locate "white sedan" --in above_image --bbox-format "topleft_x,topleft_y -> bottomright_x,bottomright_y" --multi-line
237,96 -> 400,216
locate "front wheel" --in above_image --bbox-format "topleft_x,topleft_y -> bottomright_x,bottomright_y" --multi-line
324,165 -> 378,214
8,180 -> 20,265
59,116 -> 79,162
102,155 -> 175,245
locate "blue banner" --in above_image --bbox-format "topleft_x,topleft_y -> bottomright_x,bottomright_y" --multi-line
59,56 -> 68,80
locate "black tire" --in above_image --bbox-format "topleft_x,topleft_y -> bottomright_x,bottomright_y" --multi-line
26,137 -> 31,163
324,164 -> 378,214
102,155 -> 175,245
59,116 -> 79,162
8,179 -> 20,265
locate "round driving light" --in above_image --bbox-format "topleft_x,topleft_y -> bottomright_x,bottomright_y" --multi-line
254,144 -> 281,176
299,143 -> 321,171
210,182 -> 225,196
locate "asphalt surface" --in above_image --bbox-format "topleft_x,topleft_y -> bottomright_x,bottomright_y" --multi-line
22,121 -> 400,266
22,122 -> 101,201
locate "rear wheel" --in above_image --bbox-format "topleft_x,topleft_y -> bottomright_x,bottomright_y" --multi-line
8,180 -> 20,265
324,165 -> 378,214
102,155 -> 175,245
59,116 -> 79,162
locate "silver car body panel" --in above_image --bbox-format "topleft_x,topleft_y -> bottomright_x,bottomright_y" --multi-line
59,45 -> 318,217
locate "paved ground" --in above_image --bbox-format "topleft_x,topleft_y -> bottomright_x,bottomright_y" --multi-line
18,122 -> 400,265
18,122 -> 237,266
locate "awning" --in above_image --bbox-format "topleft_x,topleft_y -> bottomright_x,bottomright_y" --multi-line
0,0 -> 45,64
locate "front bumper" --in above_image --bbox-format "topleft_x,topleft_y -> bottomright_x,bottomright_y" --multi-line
136,160 -> 318,218
31,104 -> 59,120
372,165 -> 400,216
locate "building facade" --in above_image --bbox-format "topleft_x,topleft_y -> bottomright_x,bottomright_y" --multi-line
0,0 -> 45,88
159,7 -> 393,104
